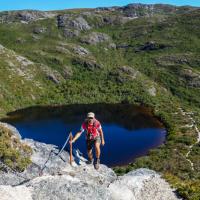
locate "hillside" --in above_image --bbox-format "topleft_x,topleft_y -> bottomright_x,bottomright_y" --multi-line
0,3 -> 200,199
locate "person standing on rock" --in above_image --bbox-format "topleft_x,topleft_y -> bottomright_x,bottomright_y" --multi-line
70,112 -> 105,170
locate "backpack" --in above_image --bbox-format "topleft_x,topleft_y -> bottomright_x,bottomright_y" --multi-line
84,119 -> 100,140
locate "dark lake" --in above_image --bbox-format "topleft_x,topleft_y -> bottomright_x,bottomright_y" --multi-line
1,103 -> 166,167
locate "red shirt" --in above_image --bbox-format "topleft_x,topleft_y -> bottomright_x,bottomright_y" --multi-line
80,119 -> 102,140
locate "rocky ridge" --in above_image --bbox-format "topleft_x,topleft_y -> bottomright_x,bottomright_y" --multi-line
0,123 -> 180,200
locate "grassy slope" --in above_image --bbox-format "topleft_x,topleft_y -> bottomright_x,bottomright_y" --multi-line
0,8 -> 199,199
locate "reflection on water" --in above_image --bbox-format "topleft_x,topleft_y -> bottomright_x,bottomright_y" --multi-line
2,103 -> 166,167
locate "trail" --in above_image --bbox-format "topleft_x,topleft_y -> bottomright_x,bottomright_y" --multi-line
178,108 -> 200,170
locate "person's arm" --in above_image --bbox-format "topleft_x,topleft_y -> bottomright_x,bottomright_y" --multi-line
99,128 -> 105,146
71,123 -> 85,143
71,131 -> 82,143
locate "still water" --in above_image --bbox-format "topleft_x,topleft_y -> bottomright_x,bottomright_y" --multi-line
2,103 -> 166,167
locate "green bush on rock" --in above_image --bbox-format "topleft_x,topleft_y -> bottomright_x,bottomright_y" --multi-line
0,125 -> 32,172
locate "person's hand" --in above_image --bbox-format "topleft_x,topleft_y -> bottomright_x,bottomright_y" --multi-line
69,140 -> 74,145
101,140 -> 105,146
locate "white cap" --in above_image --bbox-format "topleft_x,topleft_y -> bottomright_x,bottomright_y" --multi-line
87,112 -> 95,118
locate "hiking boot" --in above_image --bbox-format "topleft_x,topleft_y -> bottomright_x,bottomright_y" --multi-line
94,158 -> 100,170
86,158 -> 94,165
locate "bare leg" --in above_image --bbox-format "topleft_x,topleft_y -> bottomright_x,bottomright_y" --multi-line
95,141 -> 101,159
87,149 -> 93,161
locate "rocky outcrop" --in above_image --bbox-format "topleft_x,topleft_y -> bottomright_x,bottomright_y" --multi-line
0,10 -> 56,23
110,66 -> 139,83
96,3 -> 197,18
0,138 -> 71,186
120,3 -> 155,18
46,73 -> 61,84
155,54 -> 200,68
70,16 -> 91,31
180,69 -> 200,88
39,64 -> 65,84
135,41 -> 170,52
81,32 -> 111,45
73,46 -> 90,56
57,15 -> 91,31
0,4 -> 198,26
57,15 -> 91,38
33,27 -> 47,34
72,58 -> 103,71
0,123 -> 180,200
0,122 -> 21,139
147,86 -> 157,96
155,55 -> 200,88
63,29 -> 80,38
0,166 -> 180,200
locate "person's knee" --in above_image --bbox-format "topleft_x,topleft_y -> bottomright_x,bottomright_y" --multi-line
95,142 -> 100,150
95,142 -> 101,155
87,149 -> 92,155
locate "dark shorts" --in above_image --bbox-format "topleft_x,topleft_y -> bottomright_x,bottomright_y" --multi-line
86,136 -> 101,151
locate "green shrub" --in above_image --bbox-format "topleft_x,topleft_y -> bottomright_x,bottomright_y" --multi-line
0,125 -> 32,172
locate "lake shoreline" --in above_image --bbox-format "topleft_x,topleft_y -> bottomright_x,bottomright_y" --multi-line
1,103 -> 166,168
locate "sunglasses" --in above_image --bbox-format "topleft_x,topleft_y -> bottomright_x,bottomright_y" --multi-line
87,117 -> 94,120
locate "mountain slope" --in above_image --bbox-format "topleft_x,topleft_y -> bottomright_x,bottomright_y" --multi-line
0,4 -> 200,199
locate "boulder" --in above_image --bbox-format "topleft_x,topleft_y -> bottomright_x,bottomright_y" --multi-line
18,12 -> 36,22
180,69 -> 200,88
81,32 -> 111,45
40,64 -> 65,84
63,29 -> 80,38
108,168 -> 179,200
33,27 -> 47,34
108,43 -> 116,49
16,38 -> 26,44
57,14 -> 67,28
68,16 -> 91,31
147,86 -> 157,96
110,66 -> 139,83
118,66 -> 138,75
57,15 -> 91,31
46,73 -> 61,84
73,46 -> 90,55
72,58 -> 103,71
136,41 -> 169,52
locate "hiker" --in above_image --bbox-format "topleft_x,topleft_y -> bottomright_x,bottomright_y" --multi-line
70,112 -> 105,169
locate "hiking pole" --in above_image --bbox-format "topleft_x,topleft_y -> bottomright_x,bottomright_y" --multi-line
69,132 -> 73,165
57,132 -> 71,157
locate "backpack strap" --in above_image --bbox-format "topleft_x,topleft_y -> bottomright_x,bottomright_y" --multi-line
85,119 -> 97,130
